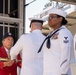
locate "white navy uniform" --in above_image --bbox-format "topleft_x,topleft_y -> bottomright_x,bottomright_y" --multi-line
43,26 -> 73,75
74,34 -> 76,59
10,30 -> 45,75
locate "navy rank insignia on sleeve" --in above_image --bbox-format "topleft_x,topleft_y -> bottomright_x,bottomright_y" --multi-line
63,37 -> 69,43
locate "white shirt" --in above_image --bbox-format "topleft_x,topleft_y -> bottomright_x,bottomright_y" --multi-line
10,30 -> 45,75
4,47 -> 10,55
74,34 -> 76,59
4,47 -> 8,53
43,26 -> 73,75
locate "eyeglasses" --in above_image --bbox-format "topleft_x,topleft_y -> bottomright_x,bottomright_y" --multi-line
48,16 -> 58,20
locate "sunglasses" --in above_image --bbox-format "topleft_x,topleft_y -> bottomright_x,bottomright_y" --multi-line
48,16 -> 59,20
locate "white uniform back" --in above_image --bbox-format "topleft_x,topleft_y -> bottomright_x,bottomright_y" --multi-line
10,30 -> 45,75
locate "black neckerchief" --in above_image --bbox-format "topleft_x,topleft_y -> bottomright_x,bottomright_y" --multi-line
37,27 -> 63,53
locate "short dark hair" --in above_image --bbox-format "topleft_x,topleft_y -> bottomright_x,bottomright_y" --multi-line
30,20 -> 43,28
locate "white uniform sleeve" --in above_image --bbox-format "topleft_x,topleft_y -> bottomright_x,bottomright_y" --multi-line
58,30 -> 73,74
74,34 -> 76,59
10,35 -> 25,60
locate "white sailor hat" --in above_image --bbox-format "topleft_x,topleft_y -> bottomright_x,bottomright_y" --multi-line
29,17 -> 46,27
29,17 -> 46,22
48,8 -> 67,18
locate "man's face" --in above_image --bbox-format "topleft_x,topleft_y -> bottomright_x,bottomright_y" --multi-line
2,36 -> 14,50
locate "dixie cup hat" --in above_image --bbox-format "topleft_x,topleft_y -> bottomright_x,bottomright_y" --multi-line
29,17 -> 46,27
48,8 -> 67,18
48,8 -> 68,25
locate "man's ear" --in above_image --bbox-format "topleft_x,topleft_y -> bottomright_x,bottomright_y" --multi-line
2,39 -> 5,43
41,25 -> 43,29
2,40 -> 4,44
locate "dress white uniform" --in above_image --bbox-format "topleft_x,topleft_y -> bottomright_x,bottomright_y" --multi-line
74,34 -> 76,59
43,26 -> 73,75
10,30 -> 45,75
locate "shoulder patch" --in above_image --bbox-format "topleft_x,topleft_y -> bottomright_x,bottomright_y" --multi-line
63,37 -> 69,43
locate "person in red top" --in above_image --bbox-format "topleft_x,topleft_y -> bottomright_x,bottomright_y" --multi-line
0,32 -> 21,75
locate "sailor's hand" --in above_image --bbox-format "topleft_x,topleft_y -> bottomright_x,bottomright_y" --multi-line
3,60 -> 14,67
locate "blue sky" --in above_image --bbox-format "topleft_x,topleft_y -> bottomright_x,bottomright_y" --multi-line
25,0 -> 49,33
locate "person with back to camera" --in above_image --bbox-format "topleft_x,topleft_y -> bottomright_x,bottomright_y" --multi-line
10,17 -> 46,75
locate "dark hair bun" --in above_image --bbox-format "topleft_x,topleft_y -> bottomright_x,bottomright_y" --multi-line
62,17 -> 68,25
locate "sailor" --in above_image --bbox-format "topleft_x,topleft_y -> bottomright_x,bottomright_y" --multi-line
41,8 -> 73,75
10,17 -> 46,75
